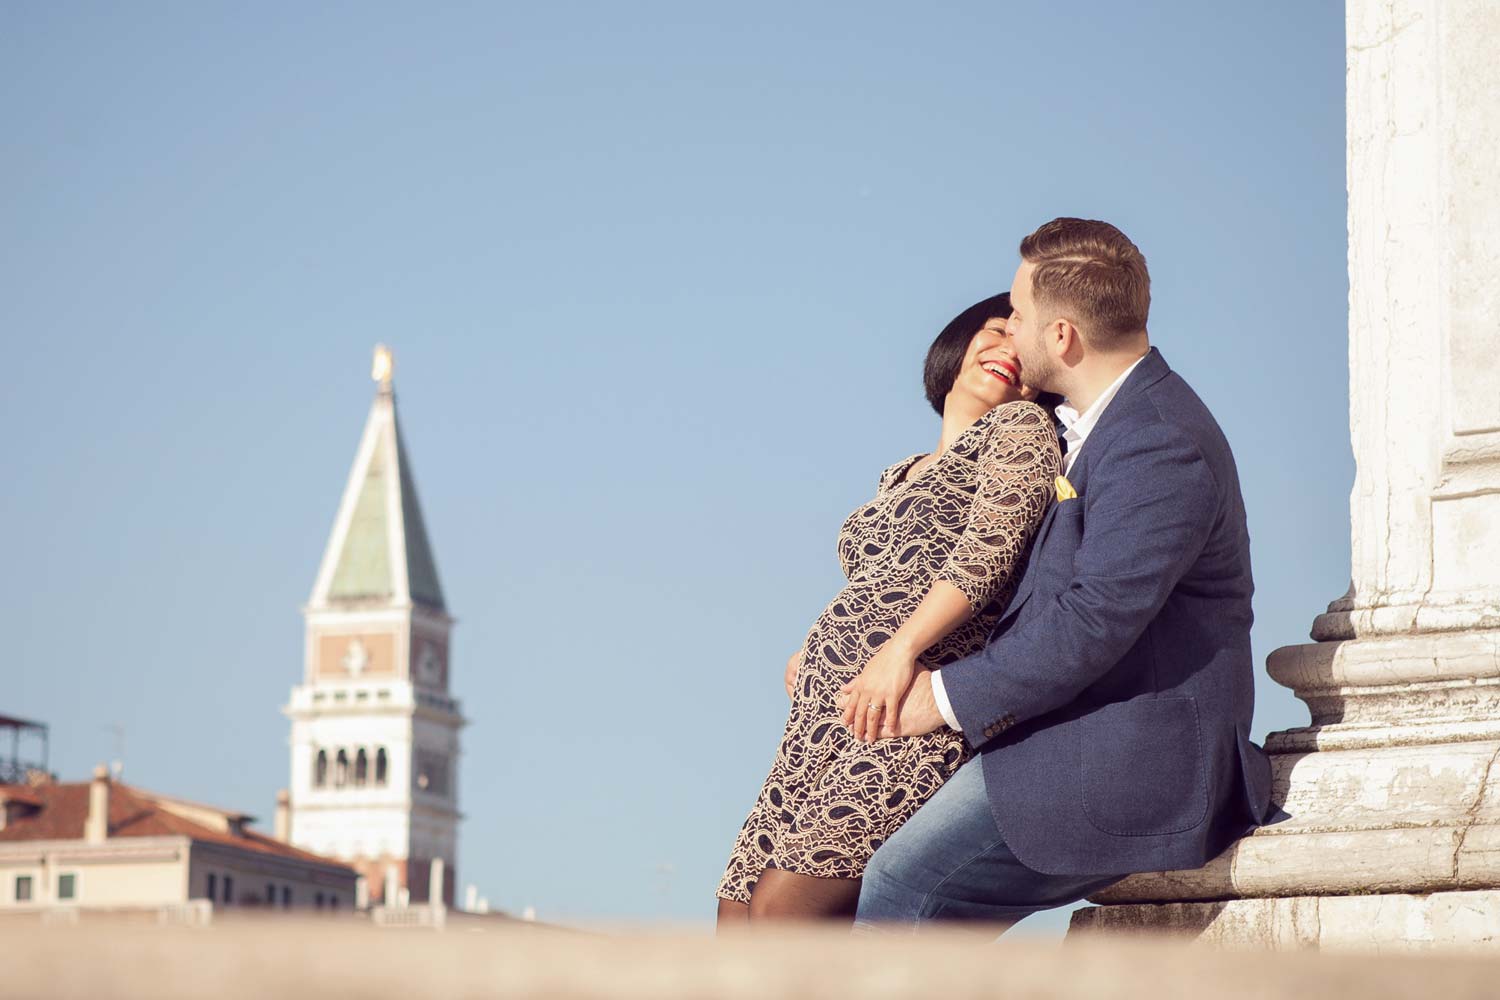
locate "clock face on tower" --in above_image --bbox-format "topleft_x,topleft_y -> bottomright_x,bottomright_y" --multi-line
415,641 -> 443,687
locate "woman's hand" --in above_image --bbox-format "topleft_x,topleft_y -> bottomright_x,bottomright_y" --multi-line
839,641 -> 919,742
785,650 -> 803,700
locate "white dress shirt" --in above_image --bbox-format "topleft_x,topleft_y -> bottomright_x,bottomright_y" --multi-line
930,355 -> 1147,733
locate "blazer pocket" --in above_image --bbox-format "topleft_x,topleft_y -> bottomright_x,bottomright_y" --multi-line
1079,696 -> 1209,837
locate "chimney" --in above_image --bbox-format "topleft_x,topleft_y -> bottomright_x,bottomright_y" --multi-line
383,863 -> 399,907
274,789 -> 290,842
464,884 -> 478,912
85,764 -> 109,844
428,857 -> 446,910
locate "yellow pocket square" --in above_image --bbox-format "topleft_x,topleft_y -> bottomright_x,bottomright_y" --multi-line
1054,475 -> 1078,502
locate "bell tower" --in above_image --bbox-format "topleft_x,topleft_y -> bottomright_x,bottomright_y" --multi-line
283,346 -> 464,906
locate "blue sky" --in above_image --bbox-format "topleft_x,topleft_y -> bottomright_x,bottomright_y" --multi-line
3,3 -> 1347,933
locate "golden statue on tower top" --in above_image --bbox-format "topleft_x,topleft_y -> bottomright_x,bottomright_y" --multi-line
371,344 -> 394,390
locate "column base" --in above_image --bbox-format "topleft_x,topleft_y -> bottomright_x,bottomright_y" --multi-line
1069,890 -> 1500,952
1065,629 -> 1500,951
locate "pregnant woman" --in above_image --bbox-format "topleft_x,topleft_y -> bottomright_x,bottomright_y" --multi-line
716,293 -> 1062,925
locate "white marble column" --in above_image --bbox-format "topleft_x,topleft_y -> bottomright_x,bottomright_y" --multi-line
1071,0 -> 1500,950
1319,0 -> 1500,646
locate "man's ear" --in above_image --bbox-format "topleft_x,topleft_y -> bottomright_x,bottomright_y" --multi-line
1052,317 -> 1079,359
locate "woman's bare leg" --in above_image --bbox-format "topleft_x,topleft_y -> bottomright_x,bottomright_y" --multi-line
747,868 -> 861,923
715,897 -> 750,931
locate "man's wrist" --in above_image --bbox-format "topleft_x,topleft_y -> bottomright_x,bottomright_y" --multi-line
929,670 -> 962,732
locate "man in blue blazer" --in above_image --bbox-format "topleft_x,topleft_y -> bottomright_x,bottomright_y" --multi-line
854,218 -> 1274,927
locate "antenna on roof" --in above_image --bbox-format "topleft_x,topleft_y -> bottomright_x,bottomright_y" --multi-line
103,723 -> 125,781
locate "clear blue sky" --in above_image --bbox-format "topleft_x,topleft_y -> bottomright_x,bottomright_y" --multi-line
3,3 -> 1347,933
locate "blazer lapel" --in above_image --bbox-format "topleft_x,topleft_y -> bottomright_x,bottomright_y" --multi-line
1031,496 -> 1064,553
998,349 -> 1172,625
996,350 -> 1173,629
998,498 -> 1061,622
1062,347 -> 1171,497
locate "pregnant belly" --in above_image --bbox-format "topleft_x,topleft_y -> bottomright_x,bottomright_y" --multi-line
802,581 -> 1004,675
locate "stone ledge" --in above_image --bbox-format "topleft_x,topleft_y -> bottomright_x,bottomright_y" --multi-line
1071,889 -> 1500,952
8,918 -> 1500,998
1091,739 -> 1500,903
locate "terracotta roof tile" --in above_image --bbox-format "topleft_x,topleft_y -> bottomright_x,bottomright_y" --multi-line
0,781 -> 349,869
0,786 -> 43,807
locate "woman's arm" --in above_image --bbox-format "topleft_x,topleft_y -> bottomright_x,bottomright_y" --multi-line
840,403 -> 1061,741
839,582 -> 973,741
933,403 -> 1060,615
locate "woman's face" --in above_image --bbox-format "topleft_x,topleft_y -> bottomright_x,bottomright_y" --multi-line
954,316 -> 1040,409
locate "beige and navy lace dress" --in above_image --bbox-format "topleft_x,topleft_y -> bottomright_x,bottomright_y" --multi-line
717,400 -> 1060,903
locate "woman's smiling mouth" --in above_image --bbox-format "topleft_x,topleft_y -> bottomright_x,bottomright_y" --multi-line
983,360 -> 1019,385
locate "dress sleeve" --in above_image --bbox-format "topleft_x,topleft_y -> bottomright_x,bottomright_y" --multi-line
935,402 -> 1062,613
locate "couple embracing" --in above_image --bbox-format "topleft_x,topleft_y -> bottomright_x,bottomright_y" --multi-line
717,217 -> 1274,930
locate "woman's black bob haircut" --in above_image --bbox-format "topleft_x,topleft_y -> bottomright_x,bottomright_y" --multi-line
922,293 -> 1012,416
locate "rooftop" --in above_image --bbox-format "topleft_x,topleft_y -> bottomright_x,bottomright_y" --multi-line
308,350 -> 446,613
0,778 -> 346,869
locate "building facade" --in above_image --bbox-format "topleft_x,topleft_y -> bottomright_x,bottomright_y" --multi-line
283,347 -> 464,906
0,767 -> 356,919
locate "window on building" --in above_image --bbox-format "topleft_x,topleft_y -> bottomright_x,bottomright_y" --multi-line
355,748 -> 368,786
58,873 -> 76,901
335,750 -> 349,788
314,892 -> 325,909
223,876 -> 234,905
414,750 -> 450,797
266,882 -> 276,905
375,747 -> 388,786
206,873 -> 217,901
330,896 -> 339,911
282,886 -> 292,909
15,875 -> 33,902
314,749 -> 328,788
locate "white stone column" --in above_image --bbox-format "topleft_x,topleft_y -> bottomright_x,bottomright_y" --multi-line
1071,0 -> 1500,950
1318,0 -> 1500,644
428,858 -> 446,909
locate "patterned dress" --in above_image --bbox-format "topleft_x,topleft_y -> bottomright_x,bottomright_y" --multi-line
717,400 -> 1060,903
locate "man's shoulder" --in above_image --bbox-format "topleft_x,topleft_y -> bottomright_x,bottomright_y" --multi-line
1090,371 -> 1206,454
1143,369 -> 1237,472
1083,369 -> 1233,499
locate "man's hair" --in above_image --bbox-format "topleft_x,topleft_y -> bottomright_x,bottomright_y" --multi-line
1019,218 -> 1150,343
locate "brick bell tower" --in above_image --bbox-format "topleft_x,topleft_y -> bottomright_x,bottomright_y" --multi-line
283,346 -> 464,907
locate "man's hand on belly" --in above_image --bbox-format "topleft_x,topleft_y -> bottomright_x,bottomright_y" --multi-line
885,672 -> 945,739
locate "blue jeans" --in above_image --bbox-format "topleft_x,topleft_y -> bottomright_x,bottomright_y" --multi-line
855,757 -> 1124,930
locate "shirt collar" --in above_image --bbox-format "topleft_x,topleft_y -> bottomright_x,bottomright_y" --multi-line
1055,354 -> 1148,449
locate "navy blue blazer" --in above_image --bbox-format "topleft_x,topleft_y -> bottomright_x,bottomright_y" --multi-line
940,347 -> 1273,877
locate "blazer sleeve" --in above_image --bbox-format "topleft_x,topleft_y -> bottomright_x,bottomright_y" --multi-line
935,403 -> 1060,613
938,419 -> 1220,747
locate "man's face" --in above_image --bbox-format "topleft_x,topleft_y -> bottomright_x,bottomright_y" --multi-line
1006,260 -> 1058,392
